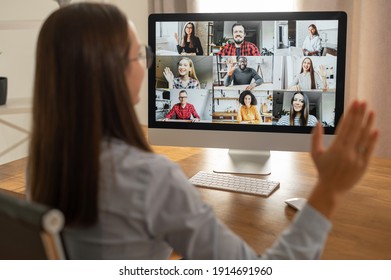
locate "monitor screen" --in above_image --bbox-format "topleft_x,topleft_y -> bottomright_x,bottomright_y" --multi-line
148,12 -> 347,174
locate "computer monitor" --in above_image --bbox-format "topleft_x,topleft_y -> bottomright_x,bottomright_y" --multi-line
148,12 -> 347,175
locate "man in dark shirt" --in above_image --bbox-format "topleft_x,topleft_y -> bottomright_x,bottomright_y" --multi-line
217,24 -> 260,56
164,90 -> 200,122
224,56 -> 263,90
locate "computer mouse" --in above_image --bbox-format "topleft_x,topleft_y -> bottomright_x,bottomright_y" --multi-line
284,197 -> 307,211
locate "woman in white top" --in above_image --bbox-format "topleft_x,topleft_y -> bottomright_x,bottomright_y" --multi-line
302,24 -> 322,56
28,3 -> 378,260
289,57 -> 327,91
277,92 -> 318,126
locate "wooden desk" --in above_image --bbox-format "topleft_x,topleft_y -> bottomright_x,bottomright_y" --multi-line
1,147 -> 390,259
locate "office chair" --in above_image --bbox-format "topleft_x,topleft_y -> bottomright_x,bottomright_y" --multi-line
0,191 -> 66,259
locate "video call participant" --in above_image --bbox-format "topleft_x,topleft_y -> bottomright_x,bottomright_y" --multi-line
163,57 -> 200,89
237,90 -> 262,124
224,56 -> 263,90
289,57 -> 327,91
29,2 -> 379,260
216,23 -> 260,56
164,90 -> 200,122
277,91 -> 318,126
302,24 -> 322,56
175,21 -> 204,55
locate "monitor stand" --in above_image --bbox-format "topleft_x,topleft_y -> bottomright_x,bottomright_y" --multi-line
213,149 -> 271,175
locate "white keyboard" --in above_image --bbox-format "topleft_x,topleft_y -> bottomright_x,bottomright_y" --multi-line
189,171 -> 279,197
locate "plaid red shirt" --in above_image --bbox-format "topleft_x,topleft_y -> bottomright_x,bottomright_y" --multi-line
165,103 -> 200,120
216,41 -> 261,56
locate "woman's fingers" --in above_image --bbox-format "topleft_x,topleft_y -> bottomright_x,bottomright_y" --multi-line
359,111 -> 379,162
356,110 -> 375,152
333,100 -> 378,166
335,101 -> 365,146
311,122 -> 324,161
163,67 -> 173,80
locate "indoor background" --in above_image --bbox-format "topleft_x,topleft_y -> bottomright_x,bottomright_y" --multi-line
0,0 -> 389,165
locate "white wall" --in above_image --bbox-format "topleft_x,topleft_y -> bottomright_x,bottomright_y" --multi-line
0,1 -> 59,98
0,0 -> 149,165
0,0 -> 58,165
110,0 -> 149,124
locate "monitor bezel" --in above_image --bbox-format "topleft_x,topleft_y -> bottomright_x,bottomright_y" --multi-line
148,11 -> 347,136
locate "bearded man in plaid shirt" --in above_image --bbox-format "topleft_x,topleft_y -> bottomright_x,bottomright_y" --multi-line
217,23 -> 261,56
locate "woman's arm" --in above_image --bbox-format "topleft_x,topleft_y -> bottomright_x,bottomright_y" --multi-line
308,101 -> 378,219
236,107 -> 243,122
176,44 -> 184,54
316,65 -> 328,90
175,32 -> 183,54
254,106 -> 262,123
288,76 -> 300,90
195,37 -> 204,55
314,36 -> 322,55
163,67 -> 174,89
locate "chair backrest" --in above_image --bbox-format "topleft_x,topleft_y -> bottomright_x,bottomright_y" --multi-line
0,191 -> 66,259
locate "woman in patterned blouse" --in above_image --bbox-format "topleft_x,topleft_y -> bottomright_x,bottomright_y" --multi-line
163,57 -> 200,89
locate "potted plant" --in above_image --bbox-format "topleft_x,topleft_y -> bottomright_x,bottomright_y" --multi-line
217,36 -> 226,46
0,52 -> 7,105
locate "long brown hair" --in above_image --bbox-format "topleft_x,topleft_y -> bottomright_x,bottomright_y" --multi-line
289,92 -> 309,126
308,24 -> 320,36
181,22 -> 196,49
29,3 -> 151,226
300,57 -> 316,89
